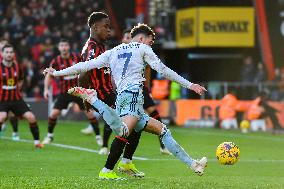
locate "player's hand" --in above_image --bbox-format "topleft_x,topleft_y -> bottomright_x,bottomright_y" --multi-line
43,89 -> 49,99
43,68 -> 55,76
190,84 -> 207,95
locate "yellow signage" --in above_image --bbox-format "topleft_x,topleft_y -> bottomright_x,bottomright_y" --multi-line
176,7 -> 255,47
176,8 -> 197,47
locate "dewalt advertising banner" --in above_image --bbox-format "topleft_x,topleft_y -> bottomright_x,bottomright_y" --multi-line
176,7 -> 255,47
176,8 -> 197,48
198,7 -> 254,47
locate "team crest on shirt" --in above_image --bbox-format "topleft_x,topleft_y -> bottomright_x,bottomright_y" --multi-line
7,79 -> 15,86
88,49 -> 95,60
104,68 -> 111,74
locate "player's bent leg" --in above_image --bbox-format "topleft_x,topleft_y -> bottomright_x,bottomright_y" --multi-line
99,136 -> 128,180
99,116 -> 138,180
144,118 -> 207,176
118,130 -> 145,177
68,87 -> 129,137
22,111 -> 43,148
43,109 -> 61,144
81,111 -> 101,135
0,112 -> 8,137
99,123 -> 112,155
146,107 -> 171,155
9,115 -> 20,141
86,111 -> 102,146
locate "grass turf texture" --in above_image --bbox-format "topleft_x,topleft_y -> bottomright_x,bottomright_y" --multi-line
0,121 -> 284,189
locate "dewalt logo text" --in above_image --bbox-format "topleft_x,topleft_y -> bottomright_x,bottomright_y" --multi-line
204,21 -> 249,33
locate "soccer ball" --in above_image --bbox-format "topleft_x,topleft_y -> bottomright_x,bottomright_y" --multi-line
240,120 -> 250,133
216,142 -> 240,165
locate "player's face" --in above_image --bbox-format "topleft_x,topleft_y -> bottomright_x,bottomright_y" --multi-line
2,47 -> 14,62
58,42 -> 70,55
93,18 -> 111,41
122,32 -> 131,43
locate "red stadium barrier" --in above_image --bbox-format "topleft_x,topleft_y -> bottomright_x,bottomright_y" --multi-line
157,99 -> 284,129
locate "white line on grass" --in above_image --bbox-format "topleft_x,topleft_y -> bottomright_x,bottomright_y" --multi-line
2,137 -> 284,163
1,136 -> 149,160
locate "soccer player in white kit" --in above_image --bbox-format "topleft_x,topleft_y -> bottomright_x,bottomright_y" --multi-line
44,23 -> 208,179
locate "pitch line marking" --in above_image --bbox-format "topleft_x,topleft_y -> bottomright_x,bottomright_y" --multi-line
2,137 -> 284,163
1,137 -> 149,160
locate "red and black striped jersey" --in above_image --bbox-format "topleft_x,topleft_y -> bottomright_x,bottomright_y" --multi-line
0,61 -> 23,101
81,38 -> 113,100
50,52 -> 80,94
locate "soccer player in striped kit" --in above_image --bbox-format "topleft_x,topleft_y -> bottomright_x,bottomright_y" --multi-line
0,39 -> 20,141
0,44 -> 43,148
42,39 -> 101,145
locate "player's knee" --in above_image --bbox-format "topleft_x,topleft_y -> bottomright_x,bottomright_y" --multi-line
50,109 -> 61,118
25,112 -> 36,123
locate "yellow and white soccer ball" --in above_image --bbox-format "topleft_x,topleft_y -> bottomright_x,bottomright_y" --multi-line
216,142 -> 240,165
240,120 -> 250,133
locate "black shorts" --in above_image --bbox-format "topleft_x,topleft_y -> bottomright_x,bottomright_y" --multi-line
53,93 -> 85,110
142,86 -> 155,109
0,99 -> 31,116
100,92 -> 116,109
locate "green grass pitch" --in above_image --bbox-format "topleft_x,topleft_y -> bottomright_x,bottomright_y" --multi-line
0,121 -> 284,189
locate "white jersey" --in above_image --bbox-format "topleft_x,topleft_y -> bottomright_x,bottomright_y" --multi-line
53,42 -> 193,94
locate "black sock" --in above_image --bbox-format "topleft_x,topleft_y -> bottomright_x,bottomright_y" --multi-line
48,117 -> 57,134
29,122 -> 40,140
0,122 -> 2,132
104,136 -> 128,170
123,131 -> 142,160
149,110 -> 161,122
9,116 -> 18,133
89,118 -> 100,135
149,110 -> 165,148
103,124 -> 112,147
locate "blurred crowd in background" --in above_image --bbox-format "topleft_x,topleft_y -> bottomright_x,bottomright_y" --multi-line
0,0 -> 110,98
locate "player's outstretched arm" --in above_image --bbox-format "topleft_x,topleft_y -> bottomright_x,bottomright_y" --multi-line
43,51 -> 110,77
43,72 -> 52,99
144,46 -> 206,95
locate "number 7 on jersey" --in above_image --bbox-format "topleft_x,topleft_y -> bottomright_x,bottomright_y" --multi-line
118,52 -> 132,79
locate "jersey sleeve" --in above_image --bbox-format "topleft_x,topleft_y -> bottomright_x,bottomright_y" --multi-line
18,65 -> 24,81
142,45 -> 193,89
53,50 -> 111,77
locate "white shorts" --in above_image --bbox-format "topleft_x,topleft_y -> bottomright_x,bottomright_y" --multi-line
116,90 -> 150,132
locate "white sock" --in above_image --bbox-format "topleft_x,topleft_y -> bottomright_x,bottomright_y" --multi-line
121,158 -> 131,164
34,140 -> 40,145
89,95 -> 98,104
12,132 -> 18,136
47,133 -> 53,138
96,135 -> 102,139
101,167 -> 111,173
